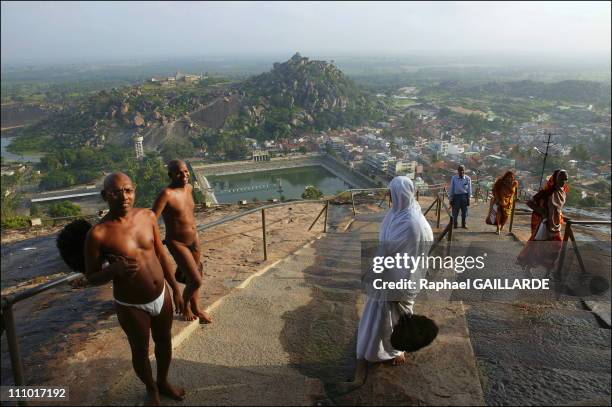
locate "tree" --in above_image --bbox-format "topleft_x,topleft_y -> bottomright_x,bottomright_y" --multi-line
192,188 -> 206,205
48,201 -> 82,218
39,170 -> 76,190
438,106 -> 453,118
1,175 -> 27,228
30,203 -> 43,217
160,141 -> 194,163
302,186 -> 323,200
565,187 -> 582,207
125,156 -> 168,207
570,144 -> 589,161
401,111 -> 417,130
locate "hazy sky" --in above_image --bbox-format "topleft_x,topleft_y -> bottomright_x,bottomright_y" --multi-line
1,1 -> 610,64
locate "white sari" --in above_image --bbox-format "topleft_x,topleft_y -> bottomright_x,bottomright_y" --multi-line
356,176 -> 434,362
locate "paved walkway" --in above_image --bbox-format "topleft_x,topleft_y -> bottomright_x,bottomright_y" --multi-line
107,199 -> 610,405
108,204 -> 484,405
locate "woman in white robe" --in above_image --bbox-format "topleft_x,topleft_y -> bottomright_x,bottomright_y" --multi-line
356,176 -> 434,365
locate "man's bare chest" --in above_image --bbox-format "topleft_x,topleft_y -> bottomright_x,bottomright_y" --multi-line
166,193 -> 194,215
103,223 -> 154,256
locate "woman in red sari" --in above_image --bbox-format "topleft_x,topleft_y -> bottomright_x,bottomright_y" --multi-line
491,171 -> 519,235
517,169 -> 569,273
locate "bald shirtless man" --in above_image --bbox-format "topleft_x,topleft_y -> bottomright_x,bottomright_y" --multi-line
84,172 -> 186,406
153,160 -> 212,323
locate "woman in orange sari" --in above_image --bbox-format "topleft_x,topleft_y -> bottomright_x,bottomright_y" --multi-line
491,171 -> 519,235
517,169 -> 569,273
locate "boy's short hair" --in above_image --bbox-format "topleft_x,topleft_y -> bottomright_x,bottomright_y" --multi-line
56,219 -> 92,273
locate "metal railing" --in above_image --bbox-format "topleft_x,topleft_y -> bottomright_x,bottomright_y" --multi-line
420,189 -> 456,253
496,188 -> 611,278
556,219 -> 612,277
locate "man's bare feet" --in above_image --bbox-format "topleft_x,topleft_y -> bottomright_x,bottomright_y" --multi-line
145,386 -> 161,406
392,352 -> 407,366
158,381 -> 186,401
191,304 -> 212,324
182,308 -> 198,321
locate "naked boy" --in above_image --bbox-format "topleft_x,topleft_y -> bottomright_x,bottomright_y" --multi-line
84,172 -> 185,406
153,160 -> 212,323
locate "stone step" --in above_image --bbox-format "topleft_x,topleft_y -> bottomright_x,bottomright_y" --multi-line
465,301 -> 611,405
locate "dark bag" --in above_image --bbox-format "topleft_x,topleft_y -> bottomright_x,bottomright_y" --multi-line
390,313 -> 439,352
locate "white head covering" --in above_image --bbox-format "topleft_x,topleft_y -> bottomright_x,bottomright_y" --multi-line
366,176 -> 433,304
379,176 -> 434,243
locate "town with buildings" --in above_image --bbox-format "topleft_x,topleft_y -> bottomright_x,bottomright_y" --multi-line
229,94 -> 611,205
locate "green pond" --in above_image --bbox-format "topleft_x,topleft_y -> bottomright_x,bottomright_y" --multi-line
207,166 -> 352,203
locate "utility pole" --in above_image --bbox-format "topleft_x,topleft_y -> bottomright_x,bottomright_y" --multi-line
539,131 -> 554,189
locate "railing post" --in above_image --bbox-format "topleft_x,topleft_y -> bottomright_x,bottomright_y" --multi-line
567,226 -> 587,275
448,218 -> 454,242
416,190 -> 420,202
351,191 -> 356,216
556,222 -> 572,279
308,203 -> 327,231
323,201 -> 329,233
436,195 -> 442,229
509,188 -> 518,233
261,208 -> 267,261
4,304 -> 26,387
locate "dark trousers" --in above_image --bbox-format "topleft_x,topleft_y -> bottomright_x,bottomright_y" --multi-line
451,193 -> 469,226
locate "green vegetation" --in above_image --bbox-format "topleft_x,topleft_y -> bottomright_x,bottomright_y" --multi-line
48,201 -> 82,218
38,145 -> 132,190
29,203 -> 43,218
570,144 -> 590,161
1,172 -> 28,228
1,215 -> 30,229
566,187 -> 598,208
302,186 -> 323,200
421,80 -> 611,109
160,141 -> 194,162
437,107 -> 511,141
192,188 -> 206,205
124,155 -> 169,208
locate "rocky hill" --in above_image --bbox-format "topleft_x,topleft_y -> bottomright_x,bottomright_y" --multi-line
236,53 -> 384,136
9,79 -> 231,153
8,54 -> 385,155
